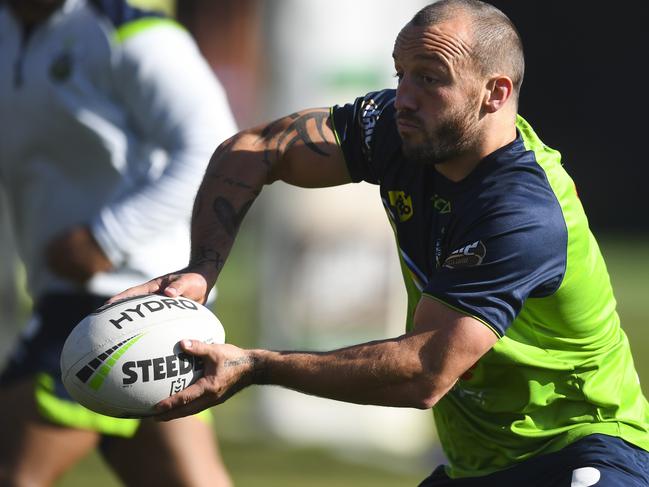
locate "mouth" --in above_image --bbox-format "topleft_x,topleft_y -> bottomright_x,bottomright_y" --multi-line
396,115 -> 422,132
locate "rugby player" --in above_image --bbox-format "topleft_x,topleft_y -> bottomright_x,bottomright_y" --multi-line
113,1 -> 649,484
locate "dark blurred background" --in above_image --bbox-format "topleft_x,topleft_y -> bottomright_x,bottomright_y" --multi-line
490,1 -> 649,233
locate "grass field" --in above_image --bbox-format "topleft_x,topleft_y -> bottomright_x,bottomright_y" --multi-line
45,235 -> 649,486
56,437 -> 428,487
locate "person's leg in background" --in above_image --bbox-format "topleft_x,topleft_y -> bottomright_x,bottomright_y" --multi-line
0,378 -> 99,487
0,294 -> 232,487
102,416 -> 232,487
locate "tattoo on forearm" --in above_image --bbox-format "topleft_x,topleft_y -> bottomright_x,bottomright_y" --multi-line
223,357 -> 255,368
190,246 -> 225,270
191,194 -> 203,220
223,356 -> 269,386
212,196 -> 255,237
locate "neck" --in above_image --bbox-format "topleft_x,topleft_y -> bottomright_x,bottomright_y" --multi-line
434,113 -> 517,182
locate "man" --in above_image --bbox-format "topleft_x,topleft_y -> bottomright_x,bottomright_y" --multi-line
0,0 -> 236,485
112,0 -> 649,485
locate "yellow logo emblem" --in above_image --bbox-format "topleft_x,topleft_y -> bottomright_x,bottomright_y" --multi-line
388,191 -> 413,222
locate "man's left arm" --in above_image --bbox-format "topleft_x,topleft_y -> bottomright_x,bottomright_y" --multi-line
154,296 -> 498,420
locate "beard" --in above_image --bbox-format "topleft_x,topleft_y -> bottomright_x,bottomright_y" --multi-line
398,101 -> 481,166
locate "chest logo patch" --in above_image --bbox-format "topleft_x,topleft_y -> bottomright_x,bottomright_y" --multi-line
443,241 -> 486,268
388,190 -> 413,222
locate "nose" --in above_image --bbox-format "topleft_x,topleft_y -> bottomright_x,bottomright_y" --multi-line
394,75 -> 417,112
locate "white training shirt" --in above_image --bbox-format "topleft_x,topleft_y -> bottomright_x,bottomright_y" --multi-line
0,0 -> 238,298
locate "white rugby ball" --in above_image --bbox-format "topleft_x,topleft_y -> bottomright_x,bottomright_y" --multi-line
60,294 -> 225,418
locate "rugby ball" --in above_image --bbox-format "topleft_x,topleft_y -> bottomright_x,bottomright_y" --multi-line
60,294 -> 225,418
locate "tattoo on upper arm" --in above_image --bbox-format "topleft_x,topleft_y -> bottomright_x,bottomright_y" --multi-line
207,174 -> 257,192
279,110 -> 330,156
258,110 -> 332,167
205,136 -> 238,179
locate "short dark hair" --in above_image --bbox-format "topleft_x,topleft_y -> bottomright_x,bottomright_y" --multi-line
412,0 -> 525,99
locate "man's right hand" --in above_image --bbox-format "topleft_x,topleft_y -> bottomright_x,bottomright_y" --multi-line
108,270 -> 211,304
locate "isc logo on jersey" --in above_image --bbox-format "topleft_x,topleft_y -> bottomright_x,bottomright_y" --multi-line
443,241 -> 487,268
360,99 -> 380,161
61,295 -> 225,418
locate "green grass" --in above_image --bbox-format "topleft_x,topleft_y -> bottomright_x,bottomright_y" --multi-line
56,436 -> 427,487
598,236 -> 649,384
52,235 -> 649,486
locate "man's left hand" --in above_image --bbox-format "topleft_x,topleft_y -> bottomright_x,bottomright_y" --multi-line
46,225 -> 112,284
155,340 -> 256,421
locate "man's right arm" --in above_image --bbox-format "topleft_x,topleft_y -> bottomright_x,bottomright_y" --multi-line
111,108 -> 351,303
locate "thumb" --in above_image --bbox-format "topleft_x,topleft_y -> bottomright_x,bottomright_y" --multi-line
161,274 -> 207,303
161,274 -> 187,298
179,339 -> 211,357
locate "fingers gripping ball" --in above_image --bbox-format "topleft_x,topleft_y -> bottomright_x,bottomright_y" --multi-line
60,295 -> 225,418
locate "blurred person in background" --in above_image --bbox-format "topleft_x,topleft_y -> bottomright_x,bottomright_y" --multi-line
0,0 -> 237,485
113,0 -> 649,486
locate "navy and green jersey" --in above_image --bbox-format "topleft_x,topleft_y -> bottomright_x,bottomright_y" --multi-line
331,89 -> 649,478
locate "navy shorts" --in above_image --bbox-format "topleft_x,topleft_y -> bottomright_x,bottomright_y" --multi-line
1,293 -> 108,392
419,434 -> 649,486
0,293 -> 141,436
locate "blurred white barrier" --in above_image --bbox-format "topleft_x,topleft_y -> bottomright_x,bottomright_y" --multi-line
257,0 -> 434,457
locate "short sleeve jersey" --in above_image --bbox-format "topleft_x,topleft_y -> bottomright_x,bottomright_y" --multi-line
331,89 -> 649,478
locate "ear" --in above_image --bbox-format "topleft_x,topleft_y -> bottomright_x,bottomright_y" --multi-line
482,75 -> 514,113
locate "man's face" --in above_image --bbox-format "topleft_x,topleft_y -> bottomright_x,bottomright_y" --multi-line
392,18 -> 484,166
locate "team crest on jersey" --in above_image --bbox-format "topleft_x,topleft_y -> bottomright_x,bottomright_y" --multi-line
388,190 -> 413,222
443,241 -> 486,268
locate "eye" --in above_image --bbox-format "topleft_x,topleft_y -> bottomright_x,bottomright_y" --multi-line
421,75 -> 438,85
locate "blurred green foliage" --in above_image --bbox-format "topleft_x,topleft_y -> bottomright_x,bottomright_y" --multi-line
599,237 -> 649,384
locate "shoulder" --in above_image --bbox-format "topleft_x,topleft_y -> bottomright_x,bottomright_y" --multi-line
478,132 -> 565,220
88,0 -> 164,29
455,138 -> 568,260
87,0 -> 189,50
333,88 -> 396,132
331,89 -> 401,184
